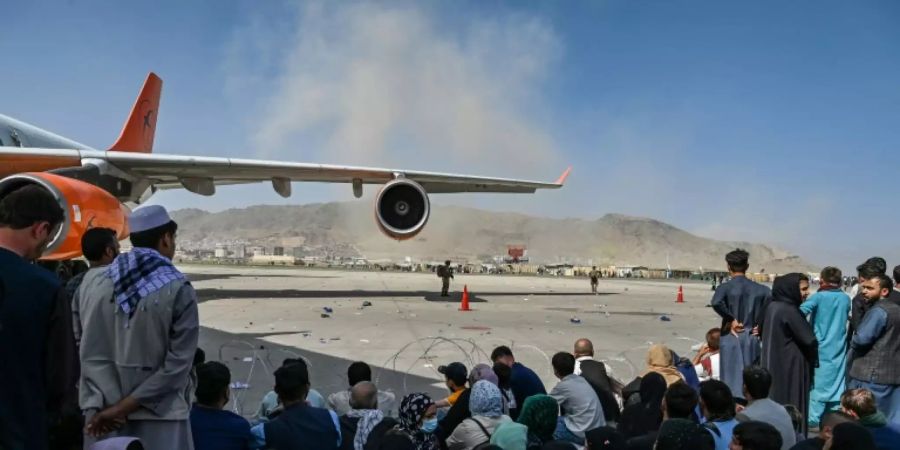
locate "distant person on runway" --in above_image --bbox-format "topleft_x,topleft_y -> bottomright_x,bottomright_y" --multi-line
438,261 -> 454,297
589,267 -> 601,294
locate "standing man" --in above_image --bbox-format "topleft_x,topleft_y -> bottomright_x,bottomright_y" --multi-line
850,258 -> 886,336
0,185 -> 74,450
589,266 -> 601,294
438,260 -> 454,297
65,227 -> 119,304
710,249 -> 771,399
848,274 -> 900,423
78,205 -> 199,448
799,266 -> 851,428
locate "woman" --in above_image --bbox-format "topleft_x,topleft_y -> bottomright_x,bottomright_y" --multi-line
446,380 -> 512,450
396,393 -> 439,450
643,344 -> 684,386
760,273 -> 818,436
617,372 -> 666,439
516,394 -> 559,448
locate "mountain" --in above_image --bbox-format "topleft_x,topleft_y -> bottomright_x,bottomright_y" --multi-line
170,202 -> 815,272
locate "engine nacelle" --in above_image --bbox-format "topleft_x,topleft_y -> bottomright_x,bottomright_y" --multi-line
375,178 -> 430,240
0,172 -> 129,260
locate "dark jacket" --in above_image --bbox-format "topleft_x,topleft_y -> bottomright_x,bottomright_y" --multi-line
339,415 -> 398,450
264,403 -> 340,450
438,388 -> 471,448
579,360 -> 621,423
510,363 -> 547,411
850,299 -> 900,385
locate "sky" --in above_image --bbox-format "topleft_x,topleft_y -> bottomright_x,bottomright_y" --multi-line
1,1 -> 899,269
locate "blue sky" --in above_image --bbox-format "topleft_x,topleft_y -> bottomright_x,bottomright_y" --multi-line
2,1 -> 899,269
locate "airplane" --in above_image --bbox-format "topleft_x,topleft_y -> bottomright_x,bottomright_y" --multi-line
0,72 -> 569,260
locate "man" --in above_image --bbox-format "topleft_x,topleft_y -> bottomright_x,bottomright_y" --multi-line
78,205 -> 199,448
491,346 -> 547,412
799,267 -> 851,428
190,361 -> 253,450
848,274 -> 900,423
850,258 -> 887,334
250,361 -> 341,449
338,381 -> 397,450
729,421 -> 782,450
436,362 -> 470,444
0,185 -> 74,450
66,227 -> 119,304
788,411 -> 855,450
256,358 -> 327,420
589,266 -> 601,294
654,382 -> 714,450
549,352 -> 605,445
328,361 -> 397,417
699,380 -> 739,450
893,265 -> 900,303
438,260 -> 454,297
710,249 -> 771,398
839,388 -> 900,450
736,366 -> 796,450
573,338 -> 621,424
693,328 -> 722,382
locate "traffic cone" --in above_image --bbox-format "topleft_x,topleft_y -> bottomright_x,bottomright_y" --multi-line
676,285 -> 684,303
459,285 -> 471,311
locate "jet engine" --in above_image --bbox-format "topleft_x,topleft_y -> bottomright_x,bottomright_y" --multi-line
375,178 -> 430,240
0,172 -> 129,260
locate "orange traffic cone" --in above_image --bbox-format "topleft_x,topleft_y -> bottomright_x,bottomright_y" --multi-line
459,285 -> 471,311
676,285 -> 684,303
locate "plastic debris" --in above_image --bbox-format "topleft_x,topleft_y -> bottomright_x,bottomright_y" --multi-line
660,315 -> 672,322
359,339 -> 370,344
230,382 -> 250,390
320,313 -> 331,318
242,357 -> 253,362
570,317 -> 582,324
323,307 -> 334,314
362,301 -> 373,307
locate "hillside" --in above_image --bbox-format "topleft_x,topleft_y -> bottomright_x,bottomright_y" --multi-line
170,203 -> 815,272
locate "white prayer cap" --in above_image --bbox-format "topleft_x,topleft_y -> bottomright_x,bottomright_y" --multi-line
128,205 -> 173,234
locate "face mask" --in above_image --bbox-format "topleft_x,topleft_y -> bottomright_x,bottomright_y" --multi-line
420,417 -> 438,434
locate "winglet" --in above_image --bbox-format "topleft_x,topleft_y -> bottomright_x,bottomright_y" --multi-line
554,166 -> 572,185
109,72 -> 162,153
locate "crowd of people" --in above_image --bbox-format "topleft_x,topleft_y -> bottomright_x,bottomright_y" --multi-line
1,185 -> 900,450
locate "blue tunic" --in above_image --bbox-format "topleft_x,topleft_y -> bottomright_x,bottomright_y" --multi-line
800,289 -> 850,404
710,276 -> 771,397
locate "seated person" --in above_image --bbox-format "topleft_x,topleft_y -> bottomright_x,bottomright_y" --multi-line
338,381 -> 397,450
698,380 -> 738,450
549,352 -> 605,446
446,381 -> 512,450
435,362 -> 468,408
256,358 -> 326,421
789,411 -> 855,450
692,328 -> 721,382
839,388 -> 900,450
250,362 -> 341,449
729,421 -> 782,450
190,362 -> 253,450
328,361 -> 397,417
735,366 -> 796,450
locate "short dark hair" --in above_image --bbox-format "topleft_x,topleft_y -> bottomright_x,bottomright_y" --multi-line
551,352 -> 575,377
857,262 -> 885,279
725,249 -> 750,273
490,345 -> 514,362
130,220 -> 177,249
862,257 -> 887,274
743,365 -> 772,399
821,267 -> 842,285
0,184 -> 64,229
705,328 -> 721,351
81,227 -> 117,261
820,411 -> 855,429
275,361 -> 310,402
492,362 -> 511,389
732,421 -> 782,450
874,274 -> 893,292
893,265 -> 900,286
699,379 -> 735,420
348,361 -> 372,386
195,361 -> 230,406
193,348 -> 206,367
664,381 -> 698,419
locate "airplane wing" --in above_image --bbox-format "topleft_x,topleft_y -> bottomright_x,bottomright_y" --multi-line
3,147 -> 569,196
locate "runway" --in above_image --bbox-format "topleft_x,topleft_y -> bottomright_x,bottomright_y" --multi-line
189,265 -> 720,417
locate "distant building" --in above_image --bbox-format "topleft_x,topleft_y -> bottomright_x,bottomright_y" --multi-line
250,254 -> 295,265
214,244 -> 227,259
234,245 -> 246,258
273,246 -> 285,256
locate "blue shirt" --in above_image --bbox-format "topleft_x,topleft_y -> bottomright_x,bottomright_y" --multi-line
852,305 -> 888,351
704,418 -> 739,450
190,405 -> 253,450
250,407 -> 341,449
510,362 -> 547,410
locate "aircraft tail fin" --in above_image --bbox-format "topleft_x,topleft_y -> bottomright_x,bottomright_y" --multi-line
108,72 -> 162,153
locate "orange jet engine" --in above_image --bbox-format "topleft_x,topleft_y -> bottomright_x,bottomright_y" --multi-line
0,172 -> 129,260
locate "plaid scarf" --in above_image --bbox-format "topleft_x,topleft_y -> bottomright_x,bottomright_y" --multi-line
107,247 -> 185,318
346,409 -> 384,450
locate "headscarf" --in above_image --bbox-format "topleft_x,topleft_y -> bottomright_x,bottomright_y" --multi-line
584,426 -> 627,450
346,408 -> 384,450
642,344 -> 684,386
516,394 -> 558,442
830,422 -> 876,450
772,273 -> 805,306
490,421 -> 528,449
398,393 -> 437,450
469,363 -> 499,387
619,372 -> 666,437
470,380 -> 504,417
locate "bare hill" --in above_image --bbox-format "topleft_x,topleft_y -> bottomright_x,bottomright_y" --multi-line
170,202 -> 815,272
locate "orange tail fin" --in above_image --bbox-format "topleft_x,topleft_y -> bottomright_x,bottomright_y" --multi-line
108,72 -> 162,153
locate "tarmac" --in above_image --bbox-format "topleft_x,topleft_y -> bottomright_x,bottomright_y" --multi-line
189,265 -> 722,418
